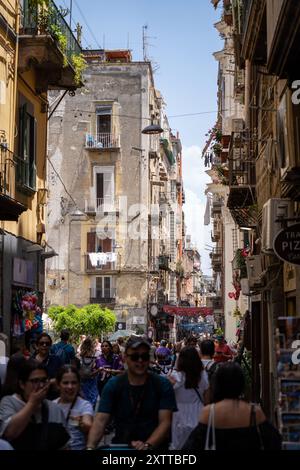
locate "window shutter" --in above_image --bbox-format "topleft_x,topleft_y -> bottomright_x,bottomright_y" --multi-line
104,276 -> 111,298
103,171 -> 113,206
87,231 -> 96,253
19,103 -> 27,159
103,237 -> 112,269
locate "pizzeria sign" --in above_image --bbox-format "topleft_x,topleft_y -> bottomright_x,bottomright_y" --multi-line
273,223 -> 300,265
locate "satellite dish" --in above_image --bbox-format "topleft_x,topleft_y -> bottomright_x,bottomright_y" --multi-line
150,304 -> 158,317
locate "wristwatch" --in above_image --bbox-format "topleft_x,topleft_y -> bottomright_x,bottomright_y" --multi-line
143,442 -> 154,450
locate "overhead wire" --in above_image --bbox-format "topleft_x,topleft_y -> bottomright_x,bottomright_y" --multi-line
73,0 -> 102,49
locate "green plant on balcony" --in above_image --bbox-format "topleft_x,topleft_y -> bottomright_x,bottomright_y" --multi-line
71,53 -> 86,85
212,143 -> 222,155
50,24 -> 68,66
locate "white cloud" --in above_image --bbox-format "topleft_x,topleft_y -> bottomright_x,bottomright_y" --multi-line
182,145 -> 212,275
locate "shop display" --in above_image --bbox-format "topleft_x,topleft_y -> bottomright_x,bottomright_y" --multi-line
275,317 -> 300,450
11,289 -> 43,350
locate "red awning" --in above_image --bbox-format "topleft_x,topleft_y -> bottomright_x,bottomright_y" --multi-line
162,306 -> 213,316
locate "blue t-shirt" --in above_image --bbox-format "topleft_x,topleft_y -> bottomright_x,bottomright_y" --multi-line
51,341 -> 76,365
98,373 -> 177,445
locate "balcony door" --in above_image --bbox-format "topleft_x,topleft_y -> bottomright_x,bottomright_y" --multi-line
87,229 -> 115,270
96,106 -> 112,147
93,166 -> 114,212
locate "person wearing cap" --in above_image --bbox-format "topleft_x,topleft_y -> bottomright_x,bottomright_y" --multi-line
214,336 -> 233,363
86,336 -> 177,450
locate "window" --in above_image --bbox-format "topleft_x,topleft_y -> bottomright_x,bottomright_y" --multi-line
96,106 -> 112,147
86,229 -> 115,270
17,101 -> 36,192
93,166 -> 114,211
91,276 -> 115,300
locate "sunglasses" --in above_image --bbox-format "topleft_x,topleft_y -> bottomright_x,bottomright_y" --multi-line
38,342 -> 51,347
28,377 -> 49,385
126,352 -> 150,362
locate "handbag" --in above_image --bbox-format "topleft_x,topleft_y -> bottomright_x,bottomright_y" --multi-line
204,404 -> 216,450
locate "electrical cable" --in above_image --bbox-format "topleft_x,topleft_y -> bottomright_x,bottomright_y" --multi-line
46,155 -> 78,208
73,0 -> 102,49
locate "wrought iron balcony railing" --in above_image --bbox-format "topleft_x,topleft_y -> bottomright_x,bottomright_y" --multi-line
85,133 -> 120,150
20,0 -> 81,62
85,197 -> 119,214
90,288 -> 116,303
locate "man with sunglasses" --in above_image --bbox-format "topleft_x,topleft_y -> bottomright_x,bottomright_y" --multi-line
32,333 -> 63,399
87,337 -> 177,450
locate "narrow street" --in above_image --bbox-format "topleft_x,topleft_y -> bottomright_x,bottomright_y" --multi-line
0,0 -> 300,456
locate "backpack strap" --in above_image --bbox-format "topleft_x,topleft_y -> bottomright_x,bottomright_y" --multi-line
193,387 -> 203,404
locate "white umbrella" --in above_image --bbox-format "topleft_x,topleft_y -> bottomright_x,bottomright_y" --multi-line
108,330 -> 136,341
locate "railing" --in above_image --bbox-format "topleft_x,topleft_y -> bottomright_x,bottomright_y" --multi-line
90,288 -> 116,303
85,197 -> 119,214
0,145 -> 14,195
20,0 -> 81,61
85,133 -> 120,149
228,131 -> 255,187
85,254 -> 116,272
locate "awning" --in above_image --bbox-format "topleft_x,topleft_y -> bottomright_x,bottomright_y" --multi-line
163,306 -> 213,316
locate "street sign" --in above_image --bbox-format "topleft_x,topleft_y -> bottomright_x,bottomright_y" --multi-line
273,223 -> 300,265
115,322 -> 126,331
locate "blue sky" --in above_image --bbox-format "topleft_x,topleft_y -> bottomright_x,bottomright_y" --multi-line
57,0 -> 222,272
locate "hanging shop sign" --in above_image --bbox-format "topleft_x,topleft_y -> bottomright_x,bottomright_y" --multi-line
115,322 -> 126,331
162,306 -> 213,316
273,224 -> 300,265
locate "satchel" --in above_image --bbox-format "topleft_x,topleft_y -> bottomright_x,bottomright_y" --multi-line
205,404 -> 216,450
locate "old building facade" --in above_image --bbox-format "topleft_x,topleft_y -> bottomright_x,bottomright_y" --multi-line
46,50 -> 185,338
0,0 -> 82,351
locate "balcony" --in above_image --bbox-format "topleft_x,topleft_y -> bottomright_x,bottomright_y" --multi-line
0,146 -> 27,221
211,231 -> 221,243
85,197 -> 119,216
85,133 -> 120,150
211,200 -> 223,217
227,131 -> 257,228
159,255 -> 170,271
18,0 -> 82,91
210,249 -> 222,273
85,254 -> 116,273
90,288 -> 116,304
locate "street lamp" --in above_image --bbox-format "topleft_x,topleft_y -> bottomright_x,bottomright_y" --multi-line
142,122 -> 163,135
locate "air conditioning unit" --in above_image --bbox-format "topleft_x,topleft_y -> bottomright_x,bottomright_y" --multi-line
245,255 -> 263,289
232,118 -> 245,133
261,198 -> 293,252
